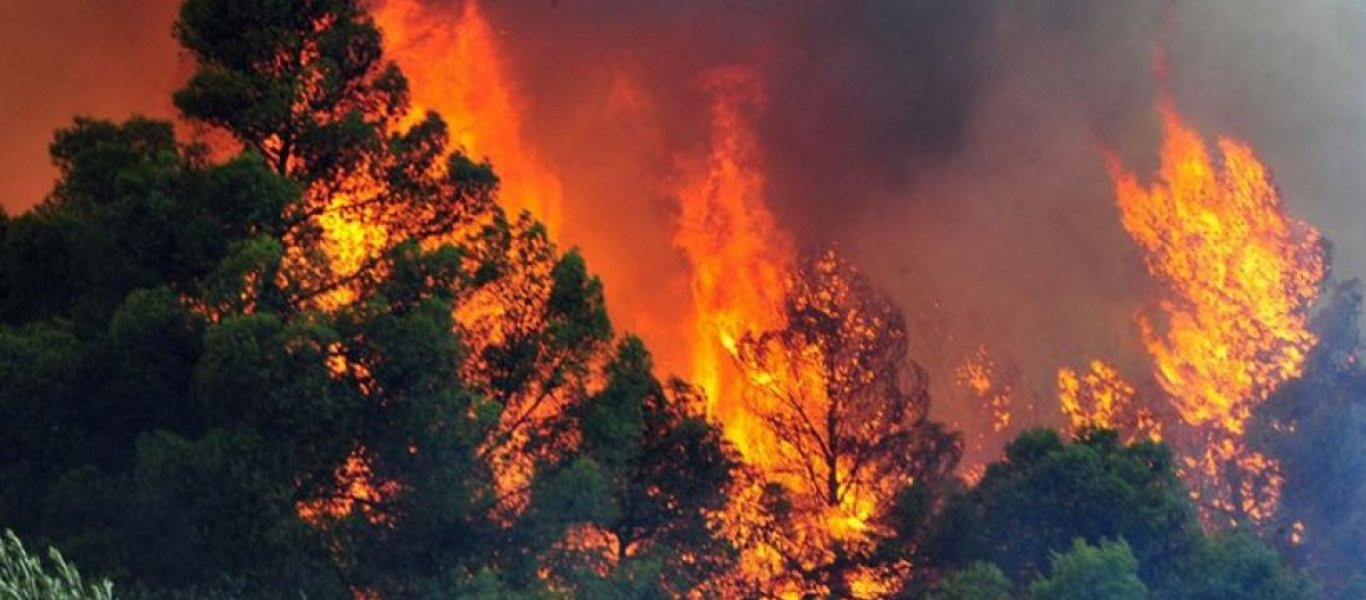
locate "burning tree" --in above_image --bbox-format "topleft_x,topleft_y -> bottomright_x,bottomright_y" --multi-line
175,0 -> 502,310
0,0 -> 623,596
732,247 -> 960,597
1106,98 -> 1326,528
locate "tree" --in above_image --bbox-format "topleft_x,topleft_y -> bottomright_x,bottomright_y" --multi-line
0,118 -> 292,332
173,0 -> 617,527
1158,531 -> 1315,600
174,0 -> 404,181
175,0 -> 500,308
926,562 -> 1011,600
1028,539 -> 1147,600
164,0 -> 621,595
0,119 -> 312,590
523,338 -> 737,596
932,428 -> 1200,586
733,247 -> 960,596
0,0 -> 512,595
1253,280 -> 1366,592
465,241 -> 614,519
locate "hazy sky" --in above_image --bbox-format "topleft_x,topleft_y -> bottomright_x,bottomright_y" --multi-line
0,0 -> 183,213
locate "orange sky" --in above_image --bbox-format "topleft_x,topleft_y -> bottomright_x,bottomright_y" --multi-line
0,0 -> 182,213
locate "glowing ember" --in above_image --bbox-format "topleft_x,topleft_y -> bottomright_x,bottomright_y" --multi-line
297,448 -> 398,526
1106,98 -> 1325,525
955,345 -> 1014,434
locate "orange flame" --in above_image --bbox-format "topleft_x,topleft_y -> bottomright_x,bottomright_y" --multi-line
297,447 -> 398,526
1058,359 -> 1161,442
673,69 -> 904,597
1106,98 -> 1324,524
673,65 -> 794,453
374,0 -> 564,235
955,345 -> 1014,434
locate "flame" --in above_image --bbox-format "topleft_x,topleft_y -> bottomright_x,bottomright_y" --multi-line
673,65 -> 794,454
1106,98 -> 1324,524
955,345 -> 1014,434
374,0 -> 564,235
1057,359 -> 1161,442
297,447 -> 398,526
672,69 -> 909,597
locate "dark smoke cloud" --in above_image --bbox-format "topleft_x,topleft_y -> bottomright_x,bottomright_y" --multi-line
475,0 -> 995,241
475,0 -> 1366,437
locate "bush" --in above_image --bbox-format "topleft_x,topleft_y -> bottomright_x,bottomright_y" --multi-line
0,530 -> 114,600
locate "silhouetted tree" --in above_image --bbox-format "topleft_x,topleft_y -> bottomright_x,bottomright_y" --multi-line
1253,279 -> 1366,595
734,247 -> 960,596
1158,531 -> 1315,600
520,338 -> 737,596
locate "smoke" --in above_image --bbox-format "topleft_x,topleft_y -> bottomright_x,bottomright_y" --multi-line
0,0 -> 184,212
464,0 -> 1366,441
4,0 -> 1366,442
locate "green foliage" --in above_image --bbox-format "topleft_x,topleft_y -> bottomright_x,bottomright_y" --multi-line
0,118 -> 289,332
1158,531 -> 1315,600
0,322 -> 83,531
926,562 -> 1012,600
0,530 -> 113,600
522,338 -> 738,596
933,428 -> 1199,584
125,429 -> 343,597
1028,539 -> 1147,600
174,0 -> 404,181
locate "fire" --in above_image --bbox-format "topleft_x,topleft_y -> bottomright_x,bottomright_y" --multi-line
955,345 -> 1014,434
295,0 -> 572,521
673,65 -> 794,455
1106,98 -> 1325,524
297,447 -> 398,526
373,0 -> 564,236
1057,359 -> 1161,442
673,69 -> 926,597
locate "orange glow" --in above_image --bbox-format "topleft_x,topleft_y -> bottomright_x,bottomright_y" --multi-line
956,345 -> 1014,434
1058,359 -> 1161,442
314,190 -> 392,308
298,0 -> 570,520
297,447 -> 398,526
671,66 -> 803,593
373,0 -> 564,236
673,65 -> 794,452
672,69 -> 914,597
1106,98 -> 1324,525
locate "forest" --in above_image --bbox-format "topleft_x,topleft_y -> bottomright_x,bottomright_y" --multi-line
1,0 -> 1364,598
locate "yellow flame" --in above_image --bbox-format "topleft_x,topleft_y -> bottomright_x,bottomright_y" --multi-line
1107,98 -> 1324,524
1058,360 -> 1160,442
673,65 -> 793,454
